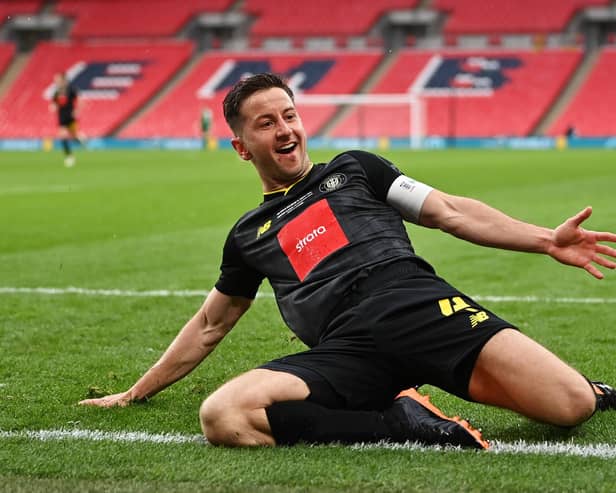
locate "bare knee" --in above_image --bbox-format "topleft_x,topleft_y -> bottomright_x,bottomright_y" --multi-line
199,395 -> 224,444
200,395 -> 242,446
199,393 -> 274,447
198,369 -> 309,446
553,381 -> 596,427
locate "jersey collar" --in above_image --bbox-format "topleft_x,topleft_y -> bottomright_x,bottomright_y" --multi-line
262,164 -> 316,202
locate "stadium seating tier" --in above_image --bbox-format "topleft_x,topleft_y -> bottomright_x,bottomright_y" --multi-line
120,51 -> 383,139
0,2 -> 614,141
0,41 -> 193,138
244,0 -> 417,37
331,49 -> 583,139
549,47 -> 616,137
436,0 -> 610,35
55,0 -> 234,38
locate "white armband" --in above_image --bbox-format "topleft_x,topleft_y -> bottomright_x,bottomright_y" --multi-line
386,175 -> 434,224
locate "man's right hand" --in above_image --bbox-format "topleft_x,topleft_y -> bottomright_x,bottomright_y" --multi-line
79,391 -> 134,408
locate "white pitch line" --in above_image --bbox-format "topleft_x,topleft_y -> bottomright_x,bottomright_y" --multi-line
1,286 -> 616,305
488,440 -> 616,459
2,428 -> 616,458
0,185 -> 81,195
353,440 -> 616,459
472,295 -> 616,304
0,286 -> 212,298
0,428 -> 205,444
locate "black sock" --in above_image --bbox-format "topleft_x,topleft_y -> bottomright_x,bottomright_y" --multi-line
61,139 -> 71,155
266,400 -> 397,445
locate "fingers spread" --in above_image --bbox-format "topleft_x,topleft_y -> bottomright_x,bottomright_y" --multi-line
584,263 -> 604,280
593,254 -> 616,269
596,232 -> 616,244
596,244 -> 616,257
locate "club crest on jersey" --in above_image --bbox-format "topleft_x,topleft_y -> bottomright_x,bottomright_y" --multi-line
319,173 -> 346,193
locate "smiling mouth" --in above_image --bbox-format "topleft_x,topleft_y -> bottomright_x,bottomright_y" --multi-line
276,143 -> 297,154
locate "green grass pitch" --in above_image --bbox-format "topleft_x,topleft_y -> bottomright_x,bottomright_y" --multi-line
1,148 -> 616,492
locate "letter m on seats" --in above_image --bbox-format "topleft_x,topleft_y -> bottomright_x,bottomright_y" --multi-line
197,60 -> 335,97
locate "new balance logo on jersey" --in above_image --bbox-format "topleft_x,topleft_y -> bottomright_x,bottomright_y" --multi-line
257,220 -> 272,239
296,226 -> 327,252
278,200 -> 349,281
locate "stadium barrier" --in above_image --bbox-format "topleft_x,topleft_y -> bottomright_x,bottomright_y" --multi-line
2,136 -> 616,152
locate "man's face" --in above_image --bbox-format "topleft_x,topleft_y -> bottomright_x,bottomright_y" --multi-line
231,87 -> 310,192
55,73 -> 67,85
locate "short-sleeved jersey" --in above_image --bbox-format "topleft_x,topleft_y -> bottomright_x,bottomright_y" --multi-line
215,150 -> 434,347
53,85 -> 78,124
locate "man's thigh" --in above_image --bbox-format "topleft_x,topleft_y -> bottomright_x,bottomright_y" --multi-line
469,328 -> 593,424
207,368 -> 310,411
261,344 -> 406,411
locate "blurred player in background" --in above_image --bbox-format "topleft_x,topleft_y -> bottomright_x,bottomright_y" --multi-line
200,106 -> 213,150
49,72 -> 84,167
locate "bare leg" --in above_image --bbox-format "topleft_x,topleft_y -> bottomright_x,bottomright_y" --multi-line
201,368 -> 488,449
200,369 -> 310,446
469,329 -> 595,426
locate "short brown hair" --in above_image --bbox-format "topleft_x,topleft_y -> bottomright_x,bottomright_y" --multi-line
222,73 -> 295,134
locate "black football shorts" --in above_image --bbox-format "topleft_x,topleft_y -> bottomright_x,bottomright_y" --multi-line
260,260 -> 515,411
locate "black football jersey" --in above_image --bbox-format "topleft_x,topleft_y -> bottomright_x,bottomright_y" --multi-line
53,84 -> 78,122
215,150 -> 432,347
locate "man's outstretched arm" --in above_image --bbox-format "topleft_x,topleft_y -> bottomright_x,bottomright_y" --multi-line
79,288 -> 252,407
418,190 -> 616,279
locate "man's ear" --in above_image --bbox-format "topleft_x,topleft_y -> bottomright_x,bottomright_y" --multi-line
231,137 -> 252,161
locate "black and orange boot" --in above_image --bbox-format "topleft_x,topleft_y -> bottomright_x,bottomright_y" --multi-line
591,381 -> 616,411
388,388 -> 489,450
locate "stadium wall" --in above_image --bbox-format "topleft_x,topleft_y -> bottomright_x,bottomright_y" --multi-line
2,136 -> 616,152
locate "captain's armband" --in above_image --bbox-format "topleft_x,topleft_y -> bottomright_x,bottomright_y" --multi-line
385,175 -> 434,224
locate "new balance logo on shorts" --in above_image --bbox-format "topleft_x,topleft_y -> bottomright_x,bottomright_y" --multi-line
277,200 -> 349,281
438,296 -> 490,328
